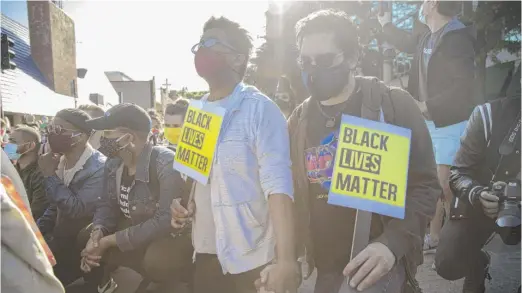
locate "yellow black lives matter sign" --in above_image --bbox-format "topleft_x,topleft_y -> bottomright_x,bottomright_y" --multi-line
327,114 -> 411,219
173,100 -> 225,185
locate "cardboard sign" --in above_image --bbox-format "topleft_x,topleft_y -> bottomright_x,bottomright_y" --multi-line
328,115 -> 411,219
173,100 -> 225,185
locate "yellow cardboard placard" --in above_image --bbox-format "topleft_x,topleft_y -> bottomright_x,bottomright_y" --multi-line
328,115 -> 411,219
174,101 -> 225,185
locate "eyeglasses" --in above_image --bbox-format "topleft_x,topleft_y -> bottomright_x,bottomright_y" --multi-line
298,52 -> 344,72
191,38 -> 237,54
46,124 -> 80,135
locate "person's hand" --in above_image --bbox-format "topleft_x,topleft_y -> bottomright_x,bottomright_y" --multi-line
38,152 -> 61,177
479,190 -> 500,219
80,233 -> 109,272
343,242 -> 396,291
377,11 -> 392,27
170,198 -> 195,229
255,262 -> 300,293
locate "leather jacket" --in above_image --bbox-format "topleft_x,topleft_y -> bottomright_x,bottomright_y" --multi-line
450,97 -> 521,201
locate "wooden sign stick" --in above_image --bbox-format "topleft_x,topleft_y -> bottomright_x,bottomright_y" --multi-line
338,209 -> 372,293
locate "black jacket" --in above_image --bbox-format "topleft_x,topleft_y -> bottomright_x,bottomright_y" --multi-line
450,97 -> 521,200
383,21 -> 477,127
16,161 -> 48,221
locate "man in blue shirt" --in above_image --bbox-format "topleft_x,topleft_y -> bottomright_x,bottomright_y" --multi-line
171,16 -> 298,293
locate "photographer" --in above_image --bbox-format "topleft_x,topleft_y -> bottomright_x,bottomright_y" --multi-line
435,95 -> 521,293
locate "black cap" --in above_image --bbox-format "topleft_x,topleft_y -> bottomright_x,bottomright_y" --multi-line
55,108 -> 92,134
86,103 -> 152,133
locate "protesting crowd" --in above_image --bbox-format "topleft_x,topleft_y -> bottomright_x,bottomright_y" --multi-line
0,1 -> 520,293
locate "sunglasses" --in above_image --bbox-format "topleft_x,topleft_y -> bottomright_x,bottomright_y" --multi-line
191,38 -> 237,54
298,52 -> 344,72
46,124 -> 80,136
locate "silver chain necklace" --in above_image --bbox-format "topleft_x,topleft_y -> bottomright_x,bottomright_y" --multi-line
316,100 -> 350,128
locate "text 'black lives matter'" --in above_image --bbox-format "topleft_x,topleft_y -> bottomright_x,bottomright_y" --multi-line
176,144 -> 209,172
339,149 -> 381,175
334,126 -> 397,202
186,109 -> 213,130
181,127 -> 205,149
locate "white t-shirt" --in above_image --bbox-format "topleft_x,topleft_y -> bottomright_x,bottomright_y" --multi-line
193,182 -> 216,254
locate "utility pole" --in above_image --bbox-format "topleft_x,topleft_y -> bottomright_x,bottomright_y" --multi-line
159,78 -> 172,111
161,78 -> 171,93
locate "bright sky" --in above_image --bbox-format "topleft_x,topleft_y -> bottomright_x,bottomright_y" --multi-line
63,1 -> 269,92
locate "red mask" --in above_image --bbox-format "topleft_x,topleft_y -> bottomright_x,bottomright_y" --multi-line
194,48 -> 227,79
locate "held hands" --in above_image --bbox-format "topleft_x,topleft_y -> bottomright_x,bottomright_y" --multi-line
38,152 -> 61,177
255,262 -> 300,293
170,198 -> 195,229
343,242 -> 395,292
80,230 -> 108,273
479,190 -> 500,219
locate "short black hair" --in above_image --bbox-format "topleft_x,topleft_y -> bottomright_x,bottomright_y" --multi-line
13,125 -> 41,151
165,98 -> 190,118
437,1 -> 461,17
295,9 -> 359,57
203,16 -> 253,77
78,104 -> 105,118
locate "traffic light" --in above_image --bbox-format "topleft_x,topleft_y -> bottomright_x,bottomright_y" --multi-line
1,33 -> 16,71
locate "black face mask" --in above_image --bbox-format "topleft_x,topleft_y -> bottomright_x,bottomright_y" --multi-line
302,63 -> 351,102
98,136 -> 120,158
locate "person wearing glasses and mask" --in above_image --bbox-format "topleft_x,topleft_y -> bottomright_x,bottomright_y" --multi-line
36,108 -> 106,287
170,16 -> 297,293
288,10 -> 440,293
274,76 -> 297,118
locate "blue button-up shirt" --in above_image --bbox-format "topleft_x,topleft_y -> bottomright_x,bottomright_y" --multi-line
201,82 -> 293,274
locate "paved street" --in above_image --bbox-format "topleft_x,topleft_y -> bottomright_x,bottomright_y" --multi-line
298,235 -> 520,293
68,235 -> 519,293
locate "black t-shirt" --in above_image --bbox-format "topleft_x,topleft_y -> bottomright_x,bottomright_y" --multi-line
119,166 -> 135,218
304,86 -> 364,272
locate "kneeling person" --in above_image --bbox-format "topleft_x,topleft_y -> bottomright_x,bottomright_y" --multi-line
81,104 -> 192,291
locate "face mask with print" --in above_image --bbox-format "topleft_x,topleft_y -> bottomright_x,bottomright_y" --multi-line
164,127 -> 182,145
99,134 -> 130,159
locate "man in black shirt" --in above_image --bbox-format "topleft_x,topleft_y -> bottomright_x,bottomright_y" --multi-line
8,126 -> 48,220
289,10 -> 440,293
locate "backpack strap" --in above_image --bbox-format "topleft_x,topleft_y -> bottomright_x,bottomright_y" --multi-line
477,103 -> 493,144
148,146 -> 160,197
356,76 -> 394,124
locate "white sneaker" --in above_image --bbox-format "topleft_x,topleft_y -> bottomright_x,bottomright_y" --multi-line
98,278 -> 118,293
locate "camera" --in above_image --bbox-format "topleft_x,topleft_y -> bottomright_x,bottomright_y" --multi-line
470,181 -> 521,245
